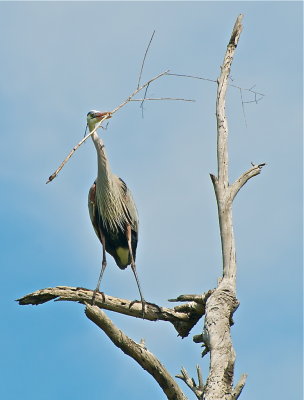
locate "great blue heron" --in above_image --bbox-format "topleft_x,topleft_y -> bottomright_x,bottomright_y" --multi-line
87,110 -> 145,314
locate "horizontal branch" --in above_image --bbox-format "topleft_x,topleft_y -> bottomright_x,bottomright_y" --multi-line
17,286 -> 208,338
85,304 -> 187,400
168,290 -> 214,304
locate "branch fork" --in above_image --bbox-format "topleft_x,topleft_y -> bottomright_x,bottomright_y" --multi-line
176,365 -> 204,399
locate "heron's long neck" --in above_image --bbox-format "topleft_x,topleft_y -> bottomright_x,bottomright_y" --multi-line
90,127 -> 127,231
90,130 -> 112,187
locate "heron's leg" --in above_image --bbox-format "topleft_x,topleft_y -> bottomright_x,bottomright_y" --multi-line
92,231 -> 107,305
126,225 -> 146,318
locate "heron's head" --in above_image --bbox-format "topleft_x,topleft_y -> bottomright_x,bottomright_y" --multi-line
87,110 -> 112,131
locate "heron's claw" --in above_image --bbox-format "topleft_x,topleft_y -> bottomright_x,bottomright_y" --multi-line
129,299 -> 146,319
91,290 -> 106,305
151,303 -> 162,313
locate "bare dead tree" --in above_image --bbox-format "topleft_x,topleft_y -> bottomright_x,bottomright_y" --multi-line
175,14 -> 264,399
18,15 -> 264,400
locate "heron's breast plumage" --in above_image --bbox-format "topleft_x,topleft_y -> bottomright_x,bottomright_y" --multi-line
88,178 -> 138,269
95,176 -> 138,233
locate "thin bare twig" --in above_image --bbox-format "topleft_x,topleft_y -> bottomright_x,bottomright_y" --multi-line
46,112 -> 112,183
167,72 -> 216,84
137,30 -> 155,89
239,87 -> 247,128
167,72 -> 265,102
137,30 -> 156,117
130,97 -> 195,102
235,84 -> 264,99
140,84 -> 150,118
110,70 -> 170,115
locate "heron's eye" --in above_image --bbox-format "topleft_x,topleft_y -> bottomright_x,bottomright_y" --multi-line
87,111 -> 94,118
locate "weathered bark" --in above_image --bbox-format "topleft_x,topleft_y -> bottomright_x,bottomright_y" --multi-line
201,15 -> 244,400
199,15 -> 263,400
17,286 -> 213,338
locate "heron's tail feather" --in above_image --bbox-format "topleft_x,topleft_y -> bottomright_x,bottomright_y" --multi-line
115,247 -> 130,269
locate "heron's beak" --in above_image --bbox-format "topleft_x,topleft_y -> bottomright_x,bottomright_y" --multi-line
95,112 -> 112,120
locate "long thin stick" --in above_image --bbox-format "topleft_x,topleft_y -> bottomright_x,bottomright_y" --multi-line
129,97 -> 195,102
167,72 -> 217,84
46,70 -> 171,184
137,30 -> 155,89
46,113 -> 111,184
167,72 -> 264,100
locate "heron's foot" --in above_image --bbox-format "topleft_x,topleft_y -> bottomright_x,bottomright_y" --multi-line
150,303 -> 162,313
91,289 -> 106,305
129,299 -> 146,319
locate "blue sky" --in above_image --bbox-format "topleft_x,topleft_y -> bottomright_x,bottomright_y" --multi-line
0,1 -> 302,399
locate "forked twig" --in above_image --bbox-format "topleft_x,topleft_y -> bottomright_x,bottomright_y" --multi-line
176,366 -> 204,399
111,69 -> 169,115
47,69 -> 194,184
167,72 -> 265,103
140,85 -> 150,118
168,71 -> 264,129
